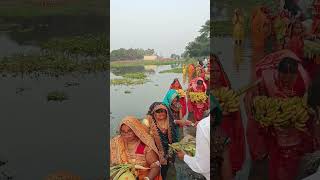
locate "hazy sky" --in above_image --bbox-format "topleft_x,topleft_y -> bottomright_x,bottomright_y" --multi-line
111,0 -> 209,57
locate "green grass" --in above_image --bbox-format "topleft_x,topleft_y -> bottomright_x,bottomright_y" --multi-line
110,60 -> 182,68
0,0 -> 107,17
159,68 -> 182,74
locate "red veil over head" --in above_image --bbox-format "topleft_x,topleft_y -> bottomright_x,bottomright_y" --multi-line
170,78 -> 183,90
210,55 -> 231,88
255,49 -> 310,97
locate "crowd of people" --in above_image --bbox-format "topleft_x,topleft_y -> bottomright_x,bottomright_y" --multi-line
234,0 -> 320,180
109,1 -> 320,180
110,58 -> 215,180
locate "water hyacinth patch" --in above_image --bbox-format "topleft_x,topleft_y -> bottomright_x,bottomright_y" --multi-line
47,91 -> 68,102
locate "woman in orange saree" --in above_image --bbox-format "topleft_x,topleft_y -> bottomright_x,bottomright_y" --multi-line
251,6 -> 272,50
244,50 -> 312,180
110,116 -> 162,180
187,64 -> 195,83
210,55 -> 245,176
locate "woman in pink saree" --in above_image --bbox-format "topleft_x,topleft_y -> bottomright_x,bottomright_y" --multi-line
244,50 -> 312,180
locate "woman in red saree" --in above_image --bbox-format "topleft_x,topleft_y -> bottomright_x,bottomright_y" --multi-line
187,77 -> 208,123
210,55 -> 245,176
169,78 -> 187,118
244,50 -> 312,180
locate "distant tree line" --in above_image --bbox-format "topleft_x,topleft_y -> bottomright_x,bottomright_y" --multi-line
110,48 -> 155,61
170,54 -> 180,60
182,20 -> 210,58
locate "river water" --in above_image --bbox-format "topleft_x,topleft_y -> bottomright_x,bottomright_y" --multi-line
0,15 -> 108,179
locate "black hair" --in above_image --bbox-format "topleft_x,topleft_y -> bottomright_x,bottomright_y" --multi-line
278,57 -> 299,74
171,78 -> 179,85
307,71 -> 320,114
197,80 -> 203,85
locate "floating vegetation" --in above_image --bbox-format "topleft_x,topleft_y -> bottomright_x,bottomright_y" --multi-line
122,72 -> 146,79
124,90 -> 131,94
111,78 -> 149,86
159,68 -> 182,74
41,33 -> 108,57
47,91 -> 68,102
0,54 -> 108,78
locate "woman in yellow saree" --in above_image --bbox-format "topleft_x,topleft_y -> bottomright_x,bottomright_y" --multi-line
110,116 -> 162,180
233,8 -> 245,45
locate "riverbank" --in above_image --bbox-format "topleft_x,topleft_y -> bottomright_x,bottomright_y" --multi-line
110,58 -> 196,68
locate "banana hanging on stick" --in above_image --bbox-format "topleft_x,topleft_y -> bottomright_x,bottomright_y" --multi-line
252,96 -> 310,131
212,87 -> 240,113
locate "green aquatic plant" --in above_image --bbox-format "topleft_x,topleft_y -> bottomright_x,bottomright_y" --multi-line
41,33 -> 108,57
47,91 -> 68,102
124,90 -> 131,94
0,54 -> 108,78
111,78 -> 149,86
122,72 -> 146,79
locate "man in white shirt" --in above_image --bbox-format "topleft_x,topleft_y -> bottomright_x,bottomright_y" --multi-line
176,115 -> 210,179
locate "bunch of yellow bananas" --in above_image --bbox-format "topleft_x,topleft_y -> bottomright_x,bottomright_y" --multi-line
188,92 -> 208,103
212,87 -> 240,113
280,97 -> 309,131
169,142 -> 196,157
177,89 -> 186,97
253,96 -> 282,127
110,164 -> 149,180
253,96 -> 310,131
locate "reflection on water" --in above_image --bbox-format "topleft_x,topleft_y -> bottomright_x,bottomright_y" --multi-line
0,33 -> 40,57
